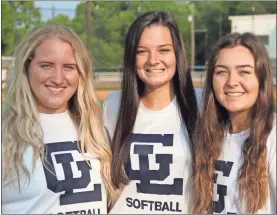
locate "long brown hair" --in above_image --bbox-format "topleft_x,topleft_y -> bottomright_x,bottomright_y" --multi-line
111,11 -> 198,189
193,32 -> 275,213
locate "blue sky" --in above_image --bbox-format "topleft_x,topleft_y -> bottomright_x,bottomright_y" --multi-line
34,1 -> 80,21
35,1 -> 80,9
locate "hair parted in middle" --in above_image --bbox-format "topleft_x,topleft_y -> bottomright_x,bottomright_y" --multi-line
2,24 -> 117,204
193,32 -> 275,213
111,11 -> 198,189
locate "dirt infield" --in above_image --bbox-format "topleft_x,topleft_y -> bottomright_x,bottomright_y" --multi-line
96,90 -> 115,101
94,80 -> 205,101
96,87 -> 277,102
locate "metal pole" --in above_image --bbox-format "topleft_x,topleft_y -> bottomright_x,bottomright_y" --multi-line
52,4 -> 55,19
86,1 -> 92,56
205,30 -> 208,65
252,5 -> 255,33
190,4 -> 195,70
219,14 -> 223,38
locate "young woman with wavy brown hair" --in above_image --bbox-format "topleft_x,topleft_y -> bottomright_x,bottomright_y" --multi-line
2,24 -> 116,214
193,32 -> 276,214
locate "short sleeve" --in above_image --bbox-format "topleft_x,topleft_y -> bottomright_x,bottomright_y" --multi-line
194,88 -> 204,113
102,91 -> 121,142
268,121 -> 276,199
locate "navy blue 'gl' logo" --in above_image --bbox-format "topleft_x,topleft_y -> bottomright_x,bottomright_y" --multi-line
213,160 -> 236,214
43,141 -> 102,205
125,133 -> 183,195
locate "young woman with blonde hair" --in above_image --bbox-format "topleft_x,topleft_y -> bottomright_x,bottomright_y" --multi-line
193,32 -> 276,214
2,24 -> 116,214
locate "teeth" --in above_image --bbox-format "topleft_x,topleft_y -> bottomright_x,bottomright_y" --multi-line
146,69 -> 165,73
47,86 -> 64,92
226,92 -> 244,97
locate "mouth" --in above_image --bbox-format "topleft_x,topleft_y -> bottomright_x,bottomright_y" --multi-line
225,92 -> 245,97
145,69 -> 166,73
46,86 -> 65,93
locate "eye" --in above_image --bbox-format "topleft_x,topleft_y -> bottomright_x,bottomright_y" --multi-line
136,49 -> 147,55
159,48 -> 171,53
215,70 -> 227,75
39,63 -> 52,70
239,70 -> 251,75
64,64 -> 77,71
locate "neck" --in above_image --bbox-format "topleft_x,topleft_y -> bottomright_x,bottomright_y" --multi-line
229,111 -> 252,134
141,82 -> 174,110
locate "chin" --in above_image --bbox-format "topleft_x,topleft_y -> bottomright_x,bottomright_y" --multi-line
227,107 -> 248,114
46,103 -> 67,111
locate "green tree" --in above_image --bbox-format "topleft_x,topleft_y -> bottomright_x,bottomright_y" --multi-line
46,14 -> 73,27
1,1 -> 41,55
70,1 -> 191,68
194,1 -> 277,64
234,1 -> 277,15
42,1 -> 276,69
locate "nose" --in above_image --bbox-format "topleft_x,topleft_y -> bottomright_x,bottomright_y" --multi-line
226,72 -> 239,87
147,51 -> 159,65
51,67 -> 64,85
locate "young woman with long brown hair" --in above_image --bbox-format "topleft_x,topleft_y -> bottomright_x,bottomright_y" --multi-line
103,11 -> 202,213
193,32 -> 276,214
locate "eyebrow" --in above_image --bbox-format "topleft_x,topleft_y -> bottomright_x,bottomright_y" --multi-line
214,64 -> 254,69
137,44 -> 173,48
37,61 -> 54,64
64,63 -> 77,65
158,44 -> 173,48
37,61 -> 77,66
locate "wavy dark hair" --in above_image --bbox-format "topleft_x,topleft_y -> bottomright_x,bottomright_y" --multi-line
193,32 -> 275,213
111,11 -> 198,189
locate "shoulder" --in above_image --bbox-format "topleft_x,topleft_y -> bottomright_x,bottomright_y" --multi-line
103,91 -> 121,106
194,88 -> 204,111
267,116 -> 276,150
266,115 -> 276,164
103,91 -> 121,118
194,88 -> 203,100
102,91 -> 122,139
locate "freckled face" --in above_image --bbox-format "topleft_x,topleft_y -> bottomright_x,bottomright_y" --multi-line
136,25 -> 176,92
213,45 -> 259,115
28,38 -> 79,113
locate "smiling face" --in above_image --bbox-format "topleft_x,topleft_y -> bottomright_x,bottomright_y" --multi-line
136,24 -> 176,93
28,38 -> 79,113
213,45 -> 259,116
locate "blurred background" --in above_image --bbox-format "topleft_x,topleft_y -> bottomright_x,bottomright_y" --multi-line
1,1 -> 276,104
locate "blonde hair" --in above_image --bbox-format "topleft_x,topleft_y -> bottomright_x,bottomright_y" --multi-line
2,24 -> 117,205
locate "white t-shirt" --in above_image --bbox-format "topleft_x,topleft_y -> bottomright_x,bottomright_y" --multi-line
2,111 -> 107,214
212,121 -> 276,214
103,89 -> 202,214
